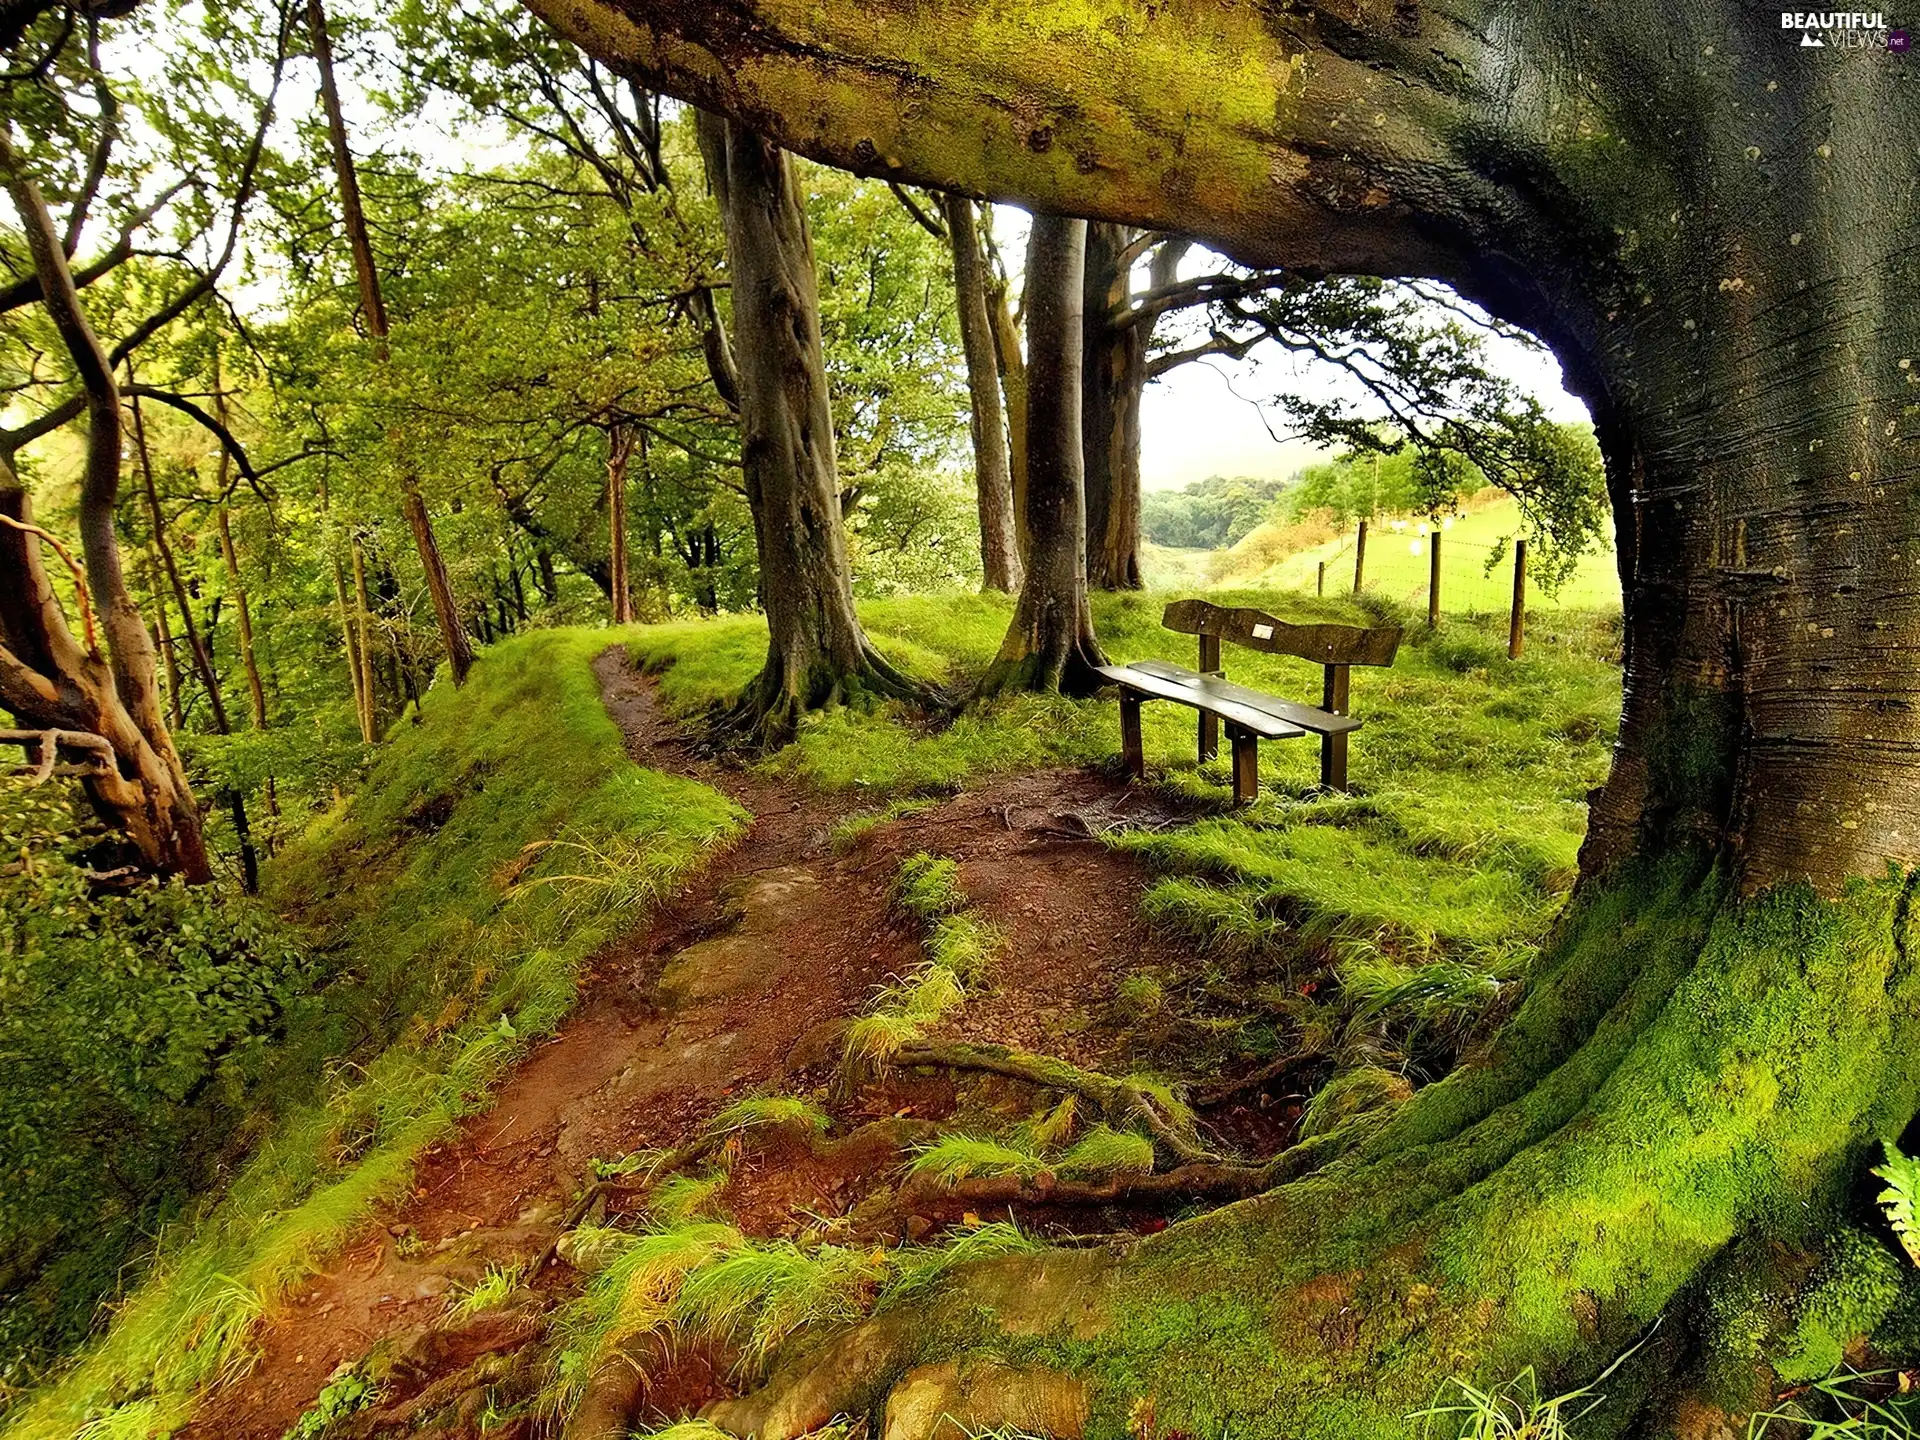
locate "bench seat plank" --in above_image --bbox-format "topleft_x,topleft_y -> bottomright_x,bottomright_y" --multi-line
1093,664 -> 1306,740
1126,660 -> 1363,736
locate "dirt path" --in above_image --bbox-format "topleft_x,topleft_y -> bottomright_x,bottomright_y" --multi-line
185,651 -> 1175,1440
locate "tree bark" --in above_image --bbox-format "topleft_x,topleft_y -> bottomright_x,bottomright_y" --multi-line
310,0 -> 474,687
351,532 -> 379,741
694,110 -> 935,743
941,193 -> 1021,594
983,256 -> 1030,562
0,143 -> 209,882
1080,222 -> 1145,591
977,214 -> 1106,698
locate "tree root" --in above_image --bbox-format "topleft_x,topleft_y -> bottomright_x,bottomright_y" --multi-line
1192,1049 -> 1332,1109
882,1360 -> 1089,1440
890,1041 -> 1214,1164
709,643 -> 945,753
907,1159 -> 1278,1208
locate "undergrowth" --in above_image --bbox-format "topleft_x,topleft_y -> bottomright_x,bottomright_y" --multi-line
3,629 -> 743,1440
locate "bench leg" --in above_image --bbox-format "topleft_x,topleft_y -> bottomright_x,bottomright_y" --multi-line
1230,726 -> 1259,806
1119,693 -> 1145,780
1320,732 -> 1349,792
1198,710 -> 1219,765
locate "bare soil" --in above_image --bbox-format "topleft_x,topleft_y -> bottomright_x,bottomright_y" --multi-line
177,652 -> 1250,1440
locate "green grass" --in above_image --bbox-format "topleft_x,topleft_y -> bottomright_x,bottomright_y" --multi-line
705,1094 -> 832,1140
3,629 -> 743,1440
1250,493 -> 1622,613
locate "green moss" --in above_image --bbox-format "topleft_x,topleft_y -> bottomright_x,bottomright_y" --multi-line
1777,1229 -> 1910,1383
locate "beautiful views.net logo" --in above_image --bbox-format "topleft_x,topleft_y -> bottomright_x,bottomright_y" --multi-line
1778,10 -> 1909,48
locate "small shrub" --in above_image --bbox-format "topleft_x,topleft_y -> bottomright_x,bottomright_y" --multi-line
1876,1141 -> 1920,1265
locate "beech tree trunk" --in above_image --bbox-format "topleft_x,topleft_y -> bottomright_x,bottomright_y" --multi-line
977,215 -> 1107,697
310,0 -> 474,688
0,152 -> 210,881
1081,222 -> 1146,590
694,110 -> 934,743
941,193 -> 1021,594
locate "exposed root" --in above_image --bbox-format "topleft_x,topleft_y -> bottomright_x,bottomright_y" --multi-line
1193,1050 -> 1332,1109
890,1041 -> 1214,1165
908,1158 -> 1277,1208
882,1360 -> 1089,1440
711,644 -> 944,753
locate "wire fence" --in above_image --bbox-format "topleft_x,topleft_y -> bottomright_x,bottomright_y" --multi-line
1271,524 -> 1607,619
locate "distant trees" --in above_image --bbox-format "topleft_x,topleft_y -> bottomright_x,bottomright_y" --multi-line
1141,475 -> 1288,551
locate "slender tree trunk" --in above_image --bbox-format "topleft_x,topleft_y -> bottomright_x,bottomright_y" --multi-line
607,424 -> 635,624
941,193 -> 1021,594
401,476 -> 475,684
148,549 -> 183,730
1081,222 -> 1146,590
132,401 -> 260,892
694,110 -> 936,743
319,471 -> 373,742
351,532 -> 378,740
0,147 -> 210,879
984,248 -> 1030,561
215,506 -> 267,730
978,215 -> 1106,697
309,0 -> 473,686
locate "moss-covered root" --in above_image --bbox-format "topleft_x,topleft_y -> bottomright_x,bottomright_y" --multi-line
701,864 -> 1920,1440
703,1251 -> 1113,1440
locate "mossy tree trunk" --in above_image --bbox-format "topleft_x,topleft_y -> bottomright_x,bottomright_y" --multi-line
977,214 -> 1108,698
942,193 -> 1022,595
522,0 -> 1920,1430
695,111 -> 936,743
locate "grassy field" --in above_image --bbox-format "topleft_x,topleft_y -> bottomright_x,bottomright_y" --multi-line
1172,494 -> 1622,615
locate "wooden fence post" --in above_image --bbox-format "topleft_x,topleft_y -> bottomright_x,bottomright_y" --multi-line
1427,530 -> 1441,629
1508,538 -> 1528,659
1316,560 -> 1326,596
1352,519 -> 1368,594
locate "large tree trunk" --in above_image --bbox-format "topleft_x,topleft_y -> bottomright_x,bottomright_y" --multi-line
977,215 -> 1106,697
1080,222 -> 1145,591
523,2 -> 1920,1432
694,111 -> 935,744
309,0 -> 474,688
940,193 -> 1021,594
0,146 -> 210,882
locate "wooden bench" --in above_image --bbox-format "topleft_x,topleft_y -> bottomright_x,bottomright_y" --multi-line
1094,599 -> 1402,804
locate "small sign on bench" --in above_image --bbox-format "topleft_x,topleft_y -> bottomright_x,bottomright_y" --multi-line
1094,599 -> 1402,805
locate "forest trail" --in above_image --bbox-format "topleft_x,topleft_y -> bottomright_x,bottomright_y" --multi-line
183,649 -> 1173,1440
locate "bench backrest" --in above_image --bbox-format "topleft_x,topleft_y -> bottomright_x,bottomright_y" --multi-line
1162,599 -> 1401,668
